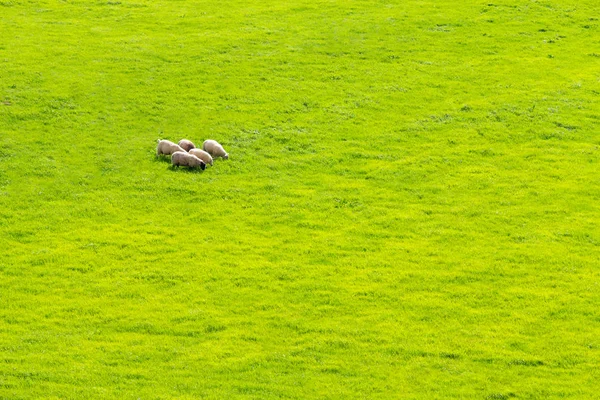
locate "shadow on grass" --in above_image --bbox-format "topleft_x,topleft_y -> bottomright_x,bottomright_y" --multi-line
154,154 -> 171,164
169,165 -> 205,173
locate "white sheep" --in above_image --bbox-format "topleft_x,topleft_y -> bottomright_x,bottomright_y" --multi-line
178,139 -> 195,152
157,139 -> 186,156
189,148 -> 214,166
171,151 -> 206,170
202,140 -> 229,159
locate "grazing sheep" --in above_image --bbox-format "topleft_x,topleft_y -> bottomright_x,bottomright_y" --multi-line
157,139 -> 186,156
171,151 -> 206,170
202,139 -> 229,159
178,139 -> 195,152
189,148 -> 213,166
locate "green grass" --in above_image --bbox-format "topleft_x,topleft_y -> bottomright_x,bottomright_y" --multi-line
1,0 -> 599,398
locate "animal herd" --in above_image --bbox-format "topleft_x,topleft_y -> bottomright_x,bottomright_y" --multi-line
156,139 -> 229,171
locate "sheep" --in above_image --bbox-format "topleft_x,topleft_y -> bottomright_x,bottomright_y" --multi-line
157,139 -> 186,156
202,139 -> 229,159
189,148 -> 214,166
178,139 -> 195,152
171,151 -> 206,170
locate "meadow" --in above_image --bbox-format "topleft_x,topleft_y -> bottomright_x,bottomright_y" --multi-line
1,0 -> 599,398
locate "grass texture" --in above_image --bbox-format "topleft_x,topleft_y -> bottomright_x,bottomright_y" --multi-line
1,0 -> 599,398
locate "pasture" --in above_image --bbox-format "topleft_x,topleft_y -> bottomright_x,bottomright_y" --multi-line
0,0 -> 599,398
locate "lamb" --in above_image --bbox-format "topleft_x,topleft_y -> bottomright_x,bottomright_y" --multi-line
157,139 -> 186,156
171,151 -> 206,170
178,139 -> 195,152
202,139 -> 229,159
189,148 -> 214,166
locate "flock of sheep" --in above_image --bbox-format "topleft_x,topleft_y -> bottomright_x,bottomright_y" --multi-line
156,139 -> 229,170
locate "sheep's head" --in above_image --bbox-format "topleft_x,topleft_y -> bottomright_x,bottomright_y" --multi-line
223,154 -> 229,160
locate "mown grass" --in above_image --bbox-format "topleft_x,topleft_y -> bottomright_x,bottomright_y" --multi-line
1,0 -> 599,398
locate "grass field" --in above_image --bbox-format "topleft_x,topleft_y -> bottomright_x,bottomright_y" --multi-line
1,0 -> 599,398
